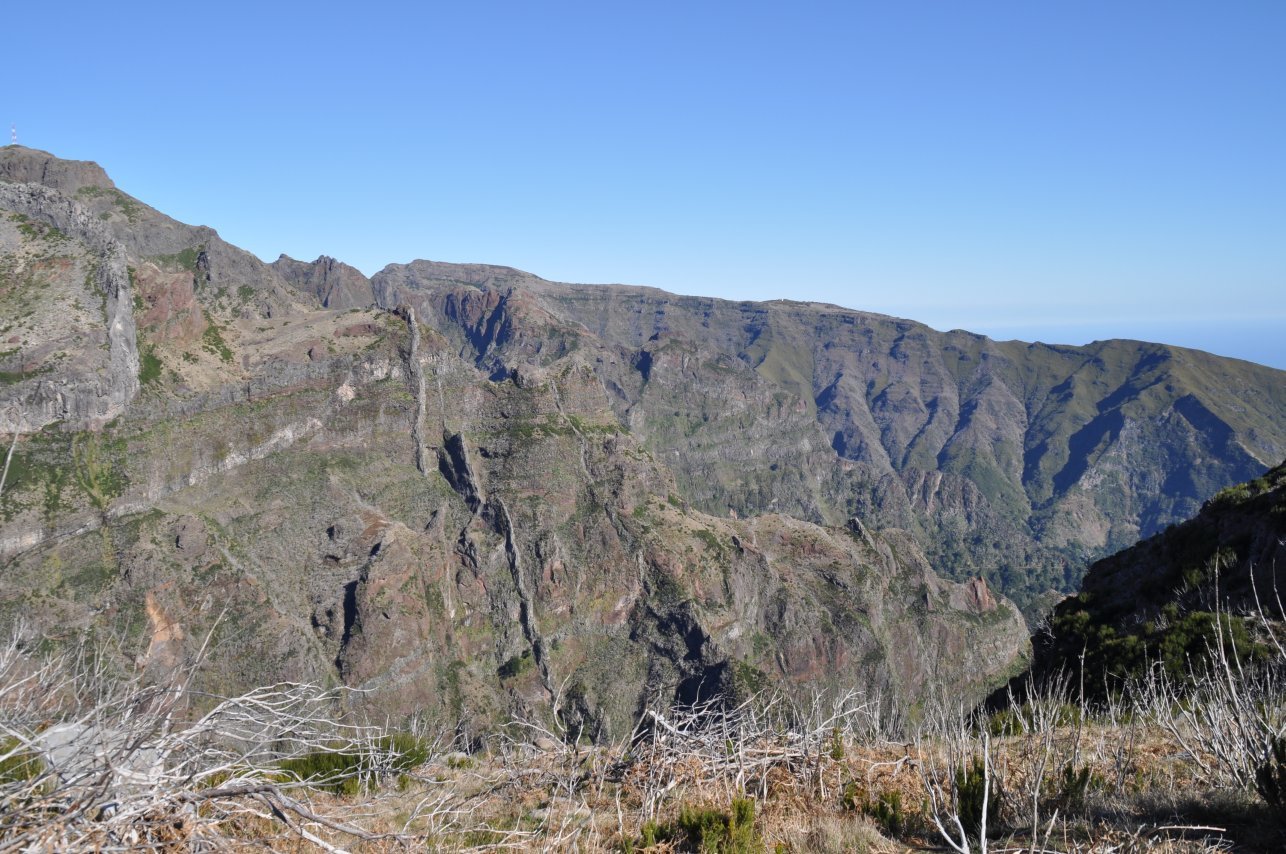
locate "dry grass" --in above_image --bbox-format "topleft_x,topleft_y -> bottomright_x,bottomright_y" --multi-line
171,699 -> 1279,852
0,605 -> 1282,851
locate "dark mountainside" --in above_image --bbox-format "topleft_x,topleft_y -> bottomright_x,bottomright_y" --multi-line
1033,459 -> 1286,697
0,146 -> 1282,737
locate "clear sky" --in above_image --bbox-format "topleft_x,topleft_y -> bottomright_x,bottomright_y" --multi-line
6,1 -> 1285,368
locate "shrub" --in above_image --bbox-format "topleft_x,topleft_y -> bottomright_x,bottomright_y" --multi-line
138,345 -> 163,385
987,702 -> 1081,737
278,733 -> 429,795
629,797 -> 762,853
828,726 -> 845,761
497,650 -> 533,679
0,737 -> 43,785
1046,763 -> 1104,814
862,789 -> 906,837
954,759 -> 999,841
842,780 -> 906,835
201,322 -> 234,364
987,707 -> 1024,737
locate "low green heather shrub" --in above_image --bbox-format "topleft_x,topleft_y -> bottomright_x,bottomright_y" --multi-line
278,733 -> 429,795
629,796 -> 762,853
986,702 -> 1081,737
843,783 -> 906,837
954,759 -> 999,842
1045,763 -> 1105,814
0,737 -> 43,785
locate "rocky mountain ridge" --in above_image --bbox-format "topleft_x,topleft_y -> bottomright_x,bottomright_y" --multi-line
367,260 -> 1286,613
0,147 -> 1032,735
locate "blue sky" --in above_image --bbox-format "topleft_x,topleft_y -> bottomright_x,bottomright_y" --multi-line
6,1 -> 1285,368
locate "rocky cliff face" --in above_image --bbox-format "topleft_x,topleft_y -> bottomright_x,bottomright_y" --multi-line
367,262 -> 1286,613
0,148 -> 1032,736
0,180 -> 139,432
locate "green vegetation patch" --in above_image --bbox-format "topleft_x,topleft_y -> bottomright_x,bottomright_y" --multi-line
1209,466 -> 1286,510
953,758 -> 1000,842
0,428 -> 127,522
277,733 -> 430,796
497,649 -> 534,680
694,528 -> 726,557
138,345 -> 163,385
8,212 -> 67,243
152,245 -> 203,274
629,796 -> 761,853
843,783 -> 921,838
1257,735 -> 1286,814
72,432 -> 128,511
0,736 -> 44,785
1049,601 -> 1270,691
727,660 -> 770,705
77,186 -> 142,220
201,314 -> 234,364
0,365 -> 53,385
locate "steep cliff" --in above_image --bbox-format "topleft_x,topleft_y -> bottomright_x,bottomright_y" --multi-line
0,180 -> 139,432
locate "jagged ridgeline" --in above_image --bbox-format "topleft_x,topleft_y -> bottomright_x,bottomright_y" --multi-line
0,146 -> 1282,736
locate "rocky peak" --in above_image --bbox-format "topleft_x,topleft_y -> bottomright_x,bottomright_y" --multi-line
0,180 -> 140,432
271,254 -> 374,310
0,145 -> 115,194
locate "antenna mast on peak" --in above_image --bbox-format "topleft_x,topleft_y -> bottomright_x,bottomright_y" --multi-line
9,125 -> 14,146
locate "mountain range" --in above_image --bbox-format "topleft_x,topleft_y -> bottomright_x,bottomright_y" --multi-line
1,145 -> 1282,734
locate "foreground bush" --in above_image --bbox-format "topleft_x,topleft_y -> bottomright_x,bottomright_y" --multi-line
1257,734 -> 1286,814
278,732 -> 431,795
0,635 -> 444,850
632,796 -> 761,853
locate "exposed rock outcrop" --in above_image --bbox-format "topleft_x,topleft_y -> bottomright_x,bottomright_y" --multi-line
272,254 -> 374,310
0,146 -> 115,194
0,180 -> 139,432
